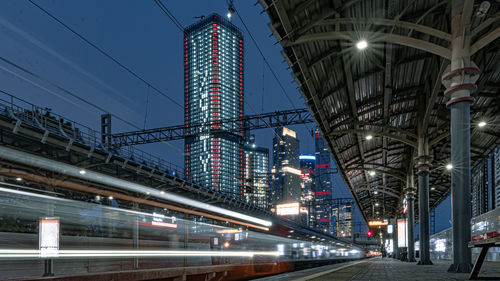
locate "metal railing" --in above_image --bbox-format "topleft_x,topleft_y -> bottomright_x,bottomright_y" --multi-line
0,91 -> 184,179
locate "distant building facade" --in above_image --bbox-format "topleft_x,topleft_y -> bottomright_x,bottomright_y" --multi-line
271,127 -> 301,207
494,147 -> 500,209
333,203 -> 353,238
244,135 -> 270,209
299,154 -> 316,227
471,159 -> 490,217
184,14 -> 244,199
314,129 -> 334,234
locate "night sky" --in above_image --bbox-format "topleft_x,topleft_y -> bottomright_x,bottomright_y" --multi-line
0,0 -> 451,235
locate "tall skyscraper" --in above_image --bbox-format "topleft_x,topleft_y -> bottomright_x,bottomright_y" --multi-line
184,14 -> 244,199
271,127 -> 301,207
314,129 -> 334,234
299,154 -> 316,227
244,135 -> 270,209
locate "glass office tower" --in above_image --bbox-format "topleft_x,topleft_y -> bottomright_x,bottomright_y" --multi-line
299,154 -> 316,227
184,14 -> 244,199
271,127 -> 301,206
314,129 -> 334,234
244,135 -> 270,209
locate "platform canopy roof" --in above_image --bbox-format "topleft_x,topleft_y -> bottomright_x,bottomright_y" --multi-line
260,0 -> 500,221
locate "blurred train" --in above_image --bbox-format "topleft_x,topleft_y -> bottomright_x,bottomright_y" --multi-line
0,185 -> 364,280
424,207 -> 500,262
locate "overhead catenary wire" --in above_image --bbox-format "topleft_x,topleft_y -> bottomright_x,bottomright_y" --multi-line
233,7 -> 313,134
0,56 -> 184,154
27,0 -> 182,109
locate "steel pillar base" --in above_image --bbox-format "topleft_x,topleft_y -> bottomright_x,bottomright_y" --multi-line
447,263 -> 472,273
417,260 -> 433,265
43,259 -> 54,277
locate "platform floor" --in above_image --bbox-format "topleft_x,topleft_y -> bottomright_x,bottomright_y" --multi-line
254,258 -> 500,281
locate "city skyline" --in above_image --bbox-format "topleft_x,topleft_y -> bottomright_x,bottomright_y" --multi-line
0,1 -> 453,234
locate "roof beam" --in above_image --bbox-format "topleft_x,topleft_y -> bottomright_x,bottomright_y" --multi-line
289,31 -> 451,59
354,188 -> 400,199
328,129 -> 417,147
345,167 -> 406,182
313,18 -> 451,41
471,26 -> 500,55
422,60 -> 446,133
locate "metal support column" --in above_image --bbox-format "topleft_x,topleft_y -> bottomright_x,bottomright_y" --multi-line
101,114 -> 112,148
415,136 -> 432,265
406,172 -> 417,262
442,0 -> 478,273
393,219 -> 399,259
132,202 -> 139,269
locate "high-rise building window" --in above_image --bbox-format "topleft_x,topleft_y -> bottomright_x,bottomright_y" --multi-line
184,14 -> 244,199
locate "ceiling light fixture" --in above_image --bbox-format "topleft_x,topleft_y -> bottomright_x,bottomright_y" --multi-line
356,40 -> 368,50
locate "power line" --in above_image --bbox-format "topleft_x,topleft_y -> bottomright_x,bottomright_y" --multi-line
233,7 -> 313,134
153,0 -> 186,35
27,0 -> 182,109
233,9 -> 297,110
0,56 -> 184,154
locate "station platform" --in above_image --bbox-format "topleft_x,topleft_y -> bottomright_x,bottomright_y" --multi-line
254,258 -> 500,281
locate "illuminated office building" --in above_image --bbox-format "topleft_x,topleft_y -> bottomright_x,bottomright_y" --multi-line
494,146 -> 500,209
299,154 -> 316,227
271,127 -> 301,207
332,203 -> 353,238
244,135 -> 270,209
184,14 -> 244,199
471,159 -> 490,217
314,129 -> 334,234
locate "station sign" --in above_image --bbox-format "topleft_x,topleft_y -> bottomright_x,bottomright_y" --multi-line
138,212 -> 178,228
397,219 -> 408,247
368,220 -> 389,226
276,202 -> 300,216
39,217 -> 59,258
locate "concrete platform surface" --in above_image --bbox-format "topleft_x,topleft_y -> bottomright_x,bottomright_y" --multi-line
253,258 -> 500,281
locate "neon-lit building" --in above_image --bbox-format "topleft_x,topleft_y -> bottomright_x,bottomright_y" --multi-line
332,203 -> 352,238
314,129 -> 334,234
299,154 -> 316,227
271,127 -> 301,207
244,135 -> 270,209
184,14 -> 244,199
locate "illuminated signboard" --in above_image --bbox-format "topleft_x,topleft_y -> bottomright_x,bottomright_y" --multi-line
300,171 -> 311,179
282,127 -> 297,138
138,213 -> 178,228
402,198 -> 408,214
397,219 -> 408,247
316,218 -> 330,222
138,221 -> 178,228
39,217 -> 59,257
276,202 -> 300,216
316,190 -> 331,196
299,155 -> 316,160
387,224 -> 393,234
368,220 -> 389,226
216,228 -> 242,234
283,166 -> 301,176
